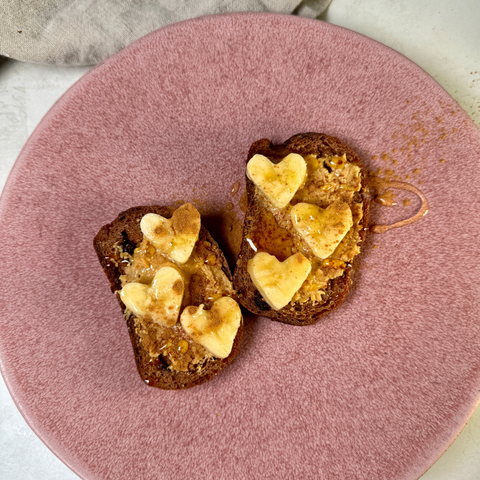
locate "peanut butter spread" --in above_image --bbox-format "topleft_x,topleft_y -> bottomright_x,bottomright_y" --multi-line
117,235 -> 234,372
251,154 -> 363,305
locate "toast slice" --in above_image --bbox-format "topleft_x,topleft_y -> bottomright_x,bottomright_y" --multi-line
233,133 -> 370,325
94,204 -> 243,389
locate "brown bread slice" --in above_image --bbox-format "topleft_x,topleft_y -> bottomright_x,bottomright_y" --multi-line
94,205 -> 243,389
233,133 -> 370,326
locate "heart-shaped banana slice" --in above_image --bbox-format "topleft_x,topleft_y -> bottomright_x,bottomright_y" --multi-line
120,266 -> 184,327
247,252 -> 311,310
247,153 -> 307,208
291,201 -> 353,259
180,297 -> 242,358
140,203 -> 201,264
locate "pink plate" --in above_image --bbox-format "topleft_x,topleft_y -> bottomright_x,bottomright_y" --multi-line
1,13 -> 480,480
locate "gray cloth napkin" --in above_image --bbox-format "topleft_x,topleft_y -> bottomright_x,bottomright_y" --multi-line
0,0 -> 332,66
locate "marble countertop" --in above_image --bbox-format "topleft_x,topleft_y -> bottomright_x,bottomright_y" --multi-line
1,1 -> 479,478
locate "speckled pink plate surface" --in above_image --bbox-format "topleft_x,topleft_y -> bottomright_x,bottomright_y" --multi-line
1,13 -> 480,480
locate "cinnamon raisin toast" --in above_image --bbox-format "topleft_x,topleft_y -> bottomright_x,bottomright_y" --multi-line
94,204 -> 243,389
233,133 -> 370,325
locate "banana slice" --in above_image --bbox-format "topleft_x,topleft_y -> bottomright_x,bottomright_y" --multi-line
247,252 -> 311,310
247,153 -> 307,208
140,203 -> 201,264
291,201 -> 353,259
120,266 -> 184,327
180,297 -> 242,358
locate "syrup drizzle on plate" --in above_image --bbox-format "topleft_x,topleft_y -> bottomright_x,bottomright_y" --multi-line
369,177 -> 429,234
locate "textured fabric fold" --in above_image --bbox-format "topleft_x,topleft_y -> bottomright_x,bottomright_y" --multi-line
0,0 -> 332,65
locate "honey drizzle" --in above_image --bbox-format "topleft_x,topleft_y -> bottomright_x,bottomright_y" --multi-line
250,208 -> 294,261
375,190 -> 396,207
231,181 -> 240,196
369,178 -> 429,234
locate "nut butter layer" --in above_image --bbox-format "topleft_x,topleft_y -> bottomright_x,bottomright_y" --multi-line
233,133 -> 370,325
94,205 -> 243,389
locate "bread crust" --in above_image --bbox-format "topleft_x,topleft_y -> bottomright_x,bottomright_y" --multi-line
233,133 -> 370,326
94,205 -> 243,389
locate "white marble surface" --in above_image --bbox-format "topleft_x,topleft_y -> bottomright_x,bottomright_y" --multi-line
1,1 -> 479,478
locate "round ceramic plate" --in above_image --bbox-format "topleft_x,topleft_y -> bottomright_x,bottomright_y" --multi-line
1,13 -> 479,480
